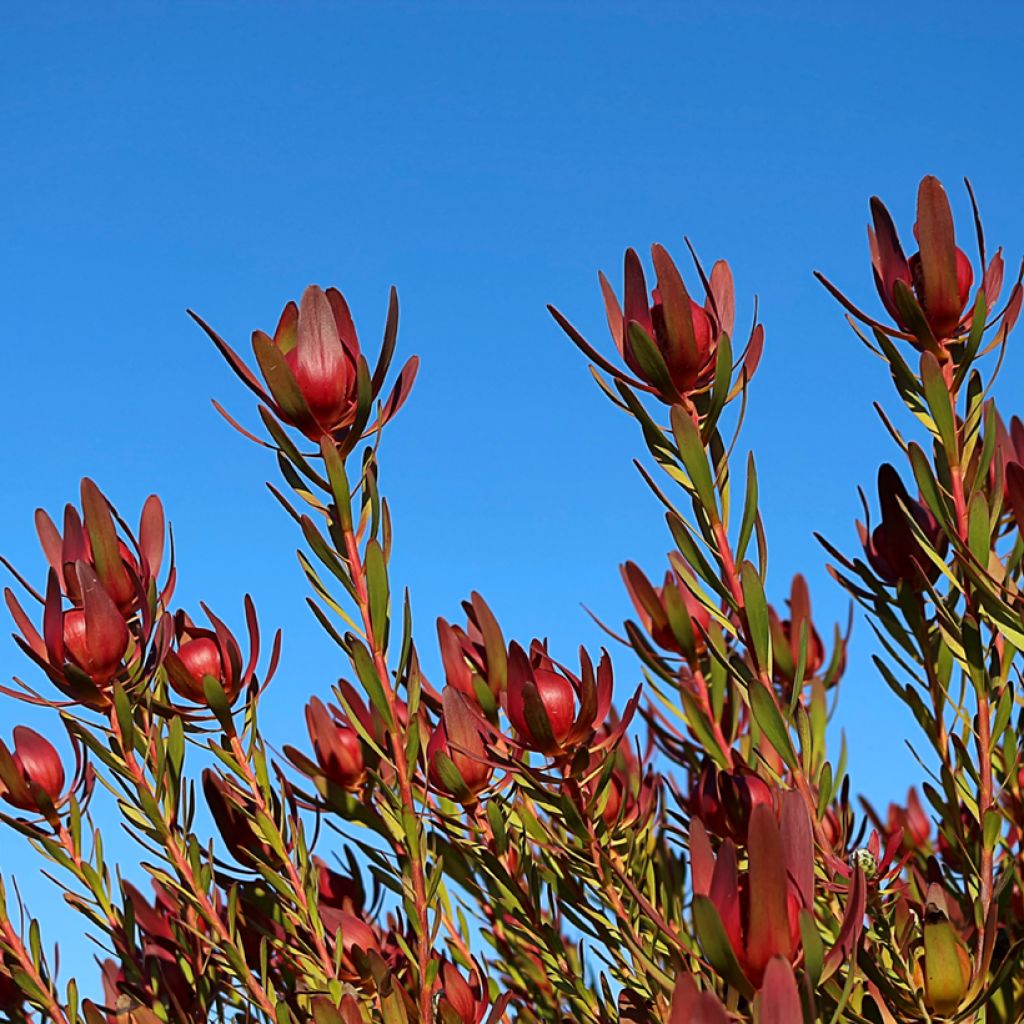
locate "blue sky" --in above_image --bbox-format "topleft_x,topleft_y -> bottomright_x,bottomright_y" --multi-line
4,0 -> 1024,990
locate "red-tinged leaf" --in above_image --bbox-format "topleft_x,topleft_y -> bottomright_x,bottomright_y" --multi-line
437,619 -> 473,693
1005,463 -> 1024,537
621,561 -> 663,624
1001,281 -> 1023,336
139,495 -> 165,580
916,176 -> 961,333
755,957 -> 802,1024
34,509 -> 64,583
441,687 -> 486,761
863,984 -> 900,1024
689,817 -> 714,896
813,272 -> 915,340
43,569 -> 64,664
470,591 -> 507,693
521,680 -> 557,752
780,790 -> 814,909
78,562 -> 128,670
821,867 -> 866,981
669,973 -> 730,1024
709,838 -> 742,958
692,895 -> 755,999
709,260 -> 735,337
483,993 -> 513,1024
869,196 -> 910,314
740,323 -> 764,389
891,280 -> 941,355
272,299 -> 299,352
252,329 -> 315,428
548,303 -> 651,390
80,479 -> 130,603
920,351 -> 957,454
371,285 -> 399,392
598,269 -> 625,352
325,287 -> 359,361
652,243 -> 698,373
747,804 -> 792,976
623,247 -> 652,336
789,574 -> 810,630
593,649 -> 614,724
188,309 -> 272,403
669,974 -> 700,1024
626,321 -> 680,402
982,248 -> 1004,312
242,594 -> 260,682
5,589 -> 45,658
379,355 -> 419,426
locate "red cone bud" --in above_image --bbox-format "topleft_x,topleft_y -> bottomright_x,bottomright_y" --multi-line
0,727 -> 66,813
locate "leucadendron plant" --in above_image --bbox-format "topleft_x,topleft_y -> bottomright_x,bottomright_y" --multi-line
1,175 -> 1023,1023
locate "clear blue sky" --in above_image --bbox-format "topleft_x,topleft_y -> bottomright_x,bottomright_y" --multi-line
4,0 -> 1024,988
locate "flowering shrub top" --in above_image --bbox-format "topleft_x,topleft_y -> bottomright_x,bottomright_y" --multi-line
2,176 -> 1024,1023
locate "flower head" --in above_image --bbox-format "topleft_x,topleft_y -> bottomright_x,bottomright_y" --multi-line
427,688 -> 494,803
192,284 -> 418,445
859,464 -> 948,589
0,727 -> 66,814
622,557 -> 713,660
163,598 -> 269,707
550,245 -> 763,410
504,641 -> 612,757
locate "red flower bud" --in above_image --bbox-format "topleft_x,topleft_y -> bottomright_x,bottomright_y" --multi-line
202,770 -> 276,867
178,637 -> 222,685
163,600 -> 265,706
690,795 -> 813,988
0,727 -> 66,813
437,592 -> 508,707
505,641 -> 613,757
551,247 -> 764,410
690,762 -> 774,844
860,464 -> 948,589
57,561 -> 130,685
35,481 -> 167,616
435,961 -> 488,1024
318,909 -> 380,985
315,857 -> 364,914
818,176 -> 1021,363
887,787 -> 930,853
62,607 -> 127,684
305,697 -> 366,791
612,247 -> 723,399
622,558 -> 712,659
505,645 -> 575,755
870,178 -> 976,343
427,691 -> 493,803
193,284 -> 419,444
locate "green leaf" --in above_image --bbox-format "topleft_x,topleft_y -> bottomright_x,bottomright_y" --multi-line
749,681 -> 797,771
347,637 -> 394,731
626,322 -> 678,402
920,351 -> 958,458
670,405 -> 718,519
739,561 -> 770,674
364,539 -> 390,650
692,895 -> 755,998
320,436 -> 353,532
735,453 -> 759,562
967,491 -> 991,566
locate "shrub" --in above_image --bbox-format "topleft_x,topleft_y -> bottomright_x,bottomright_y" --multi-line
1,175 -> 1022,1022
